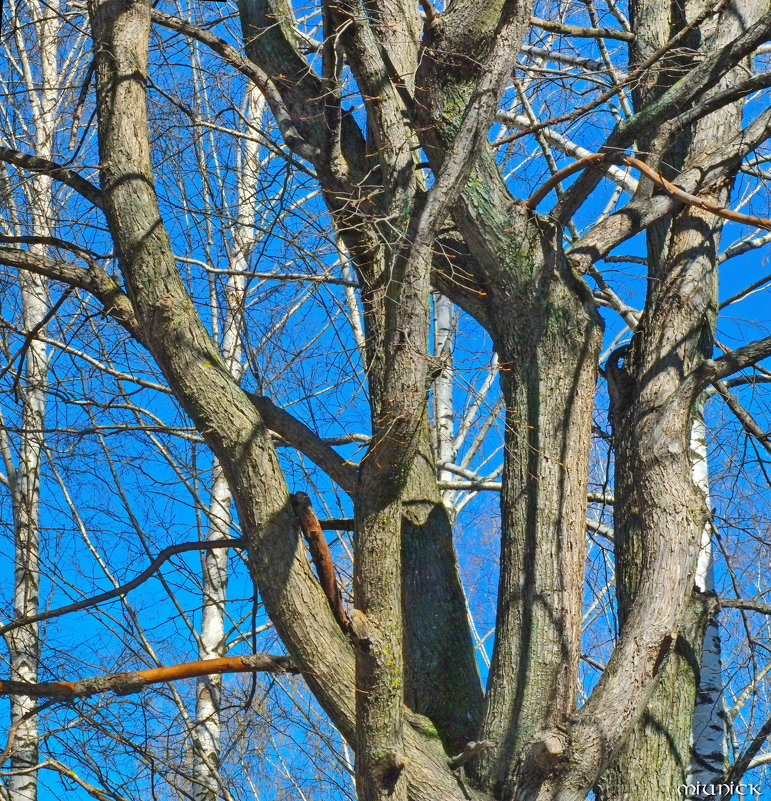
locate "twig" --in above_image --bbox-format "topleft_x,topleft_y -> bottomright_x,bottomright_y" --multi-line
498,0 -> 730,147
0,700 -> 57,765
0,539 -> 242,637
712,380 -> 771,455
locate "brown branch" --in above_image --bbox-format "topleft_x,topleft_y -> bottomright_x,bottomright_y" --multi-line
0,246 -> 142,341
719,597 -> 771,615
0,147 -> 104,209
705,335 -> 771,383
523,152 -> 771,230
529,15 -> 634,41
291,492 -> 350,632
249,394 -> 358,493
566,107 -> 771,274
0,655 -> 297,701
0,539 -> 241,637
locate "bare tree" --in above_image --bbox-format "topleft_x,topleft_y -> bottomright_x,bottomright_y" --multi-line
1,0 -> 771,799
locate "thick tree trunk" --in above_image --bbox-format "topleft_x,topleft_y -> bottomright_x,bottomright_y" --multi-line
86,5 -> 485,799
472,222 -> 602,795
598,0 -> 754,792
401,422 -> 483,754
600,205 -> 723,801
598,413 -> 725,801
358,247 -> 482,758
411,9 -> 604,788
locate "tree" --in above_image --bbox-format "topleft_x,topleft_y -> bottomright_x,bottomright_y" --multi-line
1,0 -> 771,798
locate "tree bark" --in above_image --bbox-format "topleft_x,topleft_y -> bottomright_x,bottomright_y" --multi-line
598,0 -> 755,794
474,222 -> 602,796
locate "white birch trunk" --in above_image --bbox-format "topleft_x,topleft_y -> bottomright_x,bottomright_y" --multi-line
191,87 -> 263,801
5,3 -> 58,796
688,406 -> 727,794
433,293 -> 456,506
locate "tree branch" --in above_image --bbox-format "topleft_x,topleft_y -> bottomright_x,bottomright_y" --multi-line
0,147 -> 104,209
719,597 -> 771,615
0,540 -> 241,638
291,492 -> 350,631
712,380 -> 771,455
523,152 -> 771,231
0,246 -> 142,340
248,394 -> 358,494
529,15 -> 634,41
704,336 -> 771,383
0,655 -> 297,700
567,106 -> 771,273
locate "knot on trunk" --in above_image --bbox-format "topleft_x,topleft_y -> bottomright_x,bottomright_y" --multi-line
529,730 -> 568,773
372,750 -> 406,795
511,728 -> 569,796
349,608 -> 375,648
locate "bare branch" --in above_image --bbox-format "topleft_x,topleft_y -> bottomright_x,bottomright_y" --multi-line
712,380 -> 771,455
529,16 -> 634,41
0,540 -> 241,638
720,597 -> 771,615
523,153 -> 771,231
0,655 -> 297,700
291,492 -> 350,632
0,147 -> 103,209
0,246 -> 141,339
248,394 -> 358,494
704,336 -> 771,383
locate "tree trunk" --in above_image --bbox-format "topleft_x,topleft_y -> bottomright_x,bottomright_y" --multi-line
596,0 -> 757,791
6,5 -> 59,795
191,83 -> 259,801
472,221 -> 602,795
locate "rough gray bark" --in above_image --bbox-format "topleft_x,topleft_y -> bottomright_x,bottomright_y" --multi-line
84,2 -> 489,798
597,0 -> 760,795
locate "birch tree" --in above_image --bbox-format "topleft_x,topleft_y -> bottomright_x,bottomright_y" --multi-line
0,2 -> 89,797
